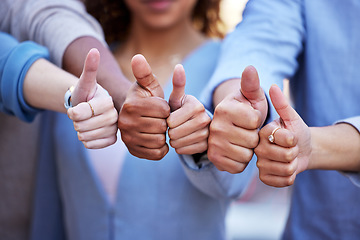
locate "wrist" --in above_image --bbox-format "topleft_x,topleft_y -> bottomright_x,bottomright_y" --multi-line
64,85 -> 75,110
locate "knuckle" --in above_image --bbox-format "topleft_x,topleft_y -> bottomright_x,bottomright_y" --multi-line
284,149 -> 296,162
248,132 -> 260,148
207,150 -> 221,165
77,132 -> 83,141
243,149 -> 254,163
128,148 -> 143,159
120,132 -> 136,145
209,121 -> 222,134
258,173 -> 268,184
199,128 -> 209,140
159,120 -> 168,132
198,113 -> 211,127
169,139 -> 177,149
175,147 -> 186,155
71,110 -> 82,121
284,165 -> 296,176
118,116 -> 136,130
285,175 -> 296,186
82,141 -> 89,149
214,104 -> 228,116
167,129 -> 175,139
108,125 -> 118,135
256,159 -> 264,169
120,102 -> 138,115
155,134 -> 166,147
166,118 -> 175,129
197,141 -> 208,153
258,128 -> 267,138
254,146 -> 262,157
107,136 -> 117,146
207,136 -> 220,151
106,95 -> 114,105
102,96 -> 113,110
229,165 -> 245,174
73,122 -> 80,131
193,102 -> 205,113
111,108 -> 119,119
227,168 -> 238,174
249,113 -> 261,129
152,148 -> 168,160
213,164 -> 225,172
159,103 -> 171,117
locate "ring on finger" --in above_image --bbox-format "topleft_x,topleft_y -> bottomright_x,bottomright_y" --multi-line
268,126 -> 281,143
87,102 -> 95,117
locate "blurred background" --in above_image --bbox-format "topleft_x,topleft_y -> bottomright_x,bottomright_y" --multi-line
220,1 -> 292,240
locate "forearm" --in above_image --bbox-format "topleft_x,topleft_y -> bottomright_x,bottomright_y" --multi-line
309,124 -> 360,171
23,59 -> 77,113
63,37 -> 131,111
212,79 -> 240,107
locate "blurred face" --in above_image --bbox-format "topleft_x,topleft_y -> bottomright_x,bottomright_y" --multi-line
124,0 -> 198,30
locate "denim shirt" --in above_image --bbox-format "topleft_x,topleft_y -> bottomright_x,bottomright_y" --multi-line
201,0 -> 360,239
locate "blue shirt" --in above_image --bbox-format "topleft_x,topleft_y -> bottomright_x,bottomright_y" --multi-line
0,32 -> 48,122
201,0 -> 360,239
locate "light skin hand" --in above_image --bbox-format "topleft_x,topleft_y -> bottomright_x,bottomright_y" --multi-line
118,54 -> 170,160
208,66 -> 268,174
67,49 -> 118,149
167,64 -> 211,155
63,36 -> 131,111
254,84 -> 311,187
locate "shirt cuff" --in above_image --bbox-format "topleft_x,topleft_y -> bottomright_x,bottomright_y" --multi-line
342,172 -> 360,188
180,153 -> 212,170
334,116 -> 360,133
1,41 -> 48,122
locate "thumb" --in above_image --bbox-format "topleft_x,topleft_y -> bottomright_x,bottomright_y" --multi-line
269,84 -> 300,126
169,64 -> 186,111
240,65 -> 264,104
72,48 -> 99,104
131,54 -> 164,98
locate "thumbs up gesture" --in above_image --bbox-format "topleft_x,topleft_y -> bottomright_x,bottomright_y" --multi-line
167,64 -> 211,155
208,66 -> 268,173
254,84 -> 311,187
118,54 -> 170,160
67,48 -> 118,149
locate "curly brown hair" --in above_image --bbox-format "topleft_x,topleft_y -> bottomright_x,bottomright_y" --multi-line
85,0 -> 225,45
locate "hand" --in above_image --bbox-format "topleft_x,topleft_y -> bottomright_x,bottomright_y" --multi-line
167,64 -> 211,155
208,66 -> 268,173
67,48 -> 118,149
254,84 -> 311,187
118,54 -> 170,160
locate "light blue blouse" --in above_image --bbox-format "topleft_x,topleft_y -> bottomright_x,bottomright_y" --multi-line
52,40 -> 256,240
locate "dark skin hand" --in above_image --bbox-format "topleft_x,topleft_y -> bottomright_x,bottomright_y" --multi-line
118,54 -> 170,160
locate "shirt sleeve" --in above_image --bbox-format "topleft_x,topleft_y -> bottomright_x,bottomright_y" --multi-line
1,0 -> 105,67
336,116 -> 360,187
179,110 -> 255,200
200,0 -> 305,121
336,116 -> 360,133
0,32 -> 49,122
179,154 -> 257,200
